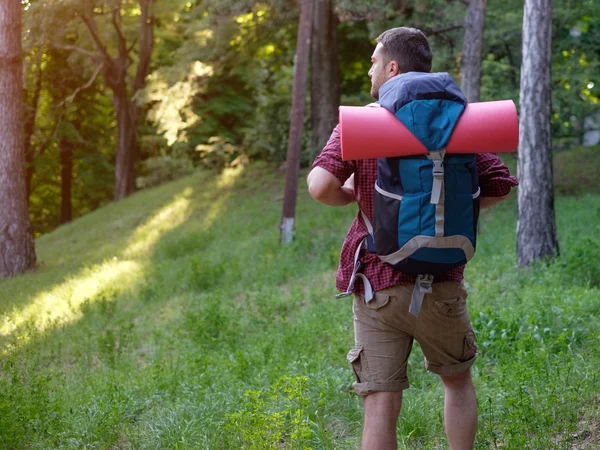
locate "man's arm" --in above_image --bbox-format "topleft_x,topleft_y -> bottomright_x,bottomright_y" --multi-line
480,194 -> 510,209
307,167 -> 356,206
476,154 -> 518,210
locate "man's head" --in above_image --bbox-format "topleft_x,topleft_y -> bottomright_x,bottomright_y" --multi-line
368,27 -> 432,99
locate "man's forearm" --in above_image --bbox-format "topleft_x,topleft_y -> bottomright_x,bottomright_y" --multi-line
307,167 -> 356,206
480,194 -> 509,209
313,186 -> 355,206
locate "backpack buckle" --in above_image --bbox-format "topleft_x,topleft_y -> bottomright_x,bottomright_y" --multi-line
409,274 -> 434,316
432,159 -> 444,177
417,274 -> 434,292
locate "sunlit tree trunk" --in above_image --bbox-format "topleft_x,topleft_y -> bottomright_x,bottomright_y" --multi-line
460,0 -> 486,102
311,0 -> 339,152
517,0 -> 559,266
281,0 -> 314,244
0,1 -> 36,276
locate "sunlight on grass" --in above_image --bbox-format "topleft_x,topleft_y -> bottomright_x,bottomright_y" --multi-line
200,166 -> 244,229
124,188 -> 193,259
0,260 -> 141,349
0,173 -> 245,353
1,188 -> 200,352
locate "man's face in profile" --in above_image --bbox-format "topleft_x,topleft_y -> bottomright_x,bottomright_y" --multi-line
368,43 -> 391,99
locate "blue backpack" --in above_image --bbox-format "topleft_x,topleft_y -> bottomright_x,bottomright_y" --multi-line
361,72 -> 480,315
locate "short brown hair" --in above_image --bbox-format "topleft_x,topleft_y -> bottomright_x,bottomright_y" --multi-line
376,27 -> 432,73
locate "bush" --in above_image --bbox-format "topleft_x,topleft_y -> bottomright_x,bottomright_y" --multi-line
195,137 -> 248,170
554,145 -> 600,195
560,235 -> 600,287
135,155 -> 194,189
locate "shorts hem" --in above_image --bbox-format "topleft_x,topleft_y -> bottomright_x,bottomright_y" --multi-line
352,380 -> 409,396
426,354 -> 477,377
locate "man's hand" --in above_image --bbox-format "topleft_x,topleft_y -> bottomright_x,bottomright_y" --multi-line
307,167 -> 356,206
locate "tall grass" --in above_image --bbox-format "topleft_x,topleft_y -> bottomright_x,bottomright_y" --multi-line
0,162 -> 599,449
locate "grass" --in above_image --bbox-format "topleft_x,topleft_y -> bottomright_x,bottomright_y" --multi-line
0,159 -> 599,449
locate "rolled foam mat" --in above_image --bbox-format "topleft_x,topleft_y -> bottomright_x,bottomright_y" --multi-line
339,100 -> 518,160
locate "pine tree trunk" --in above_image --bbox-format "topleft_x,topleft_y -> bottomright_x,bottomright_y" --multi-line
517,0 -> 559,266
460,0 -> 486,103
280,0 -> 314,244
0,1 -> 36,277
311,0 -> 340,152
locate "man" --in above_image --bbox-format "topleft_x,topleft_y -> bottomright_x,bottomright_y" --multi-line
307,27 -> 517,450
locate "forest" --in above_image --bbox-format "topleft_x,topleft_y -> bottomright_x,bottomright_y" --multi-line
4,0 -> 599,236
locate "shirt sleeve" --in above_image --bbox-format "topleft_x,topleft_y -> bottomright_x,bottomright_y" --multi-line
312,125 -> 356,184
476,153 -> 519,197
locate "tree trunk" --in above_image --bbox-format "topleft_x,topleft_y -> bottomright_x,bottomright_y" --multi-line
113,90 -> 138,200
280,0 -> 314,244
0,1 -> 36,277
460,0 -> 487,102
311,0 -> 340,152
517,0 -> 559,266
80,0 -> 154,201
59,139 -> 73,224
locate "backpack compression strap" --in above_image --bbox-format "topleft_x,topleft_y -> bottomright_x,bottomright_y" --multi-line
335,215 -> 374,302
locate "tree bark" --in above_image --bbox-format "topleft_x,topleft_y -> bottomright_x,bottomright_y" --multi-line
112,90 -> 139,199
0,1 -> 36,277
517,0 -> 559,266
460,0 -> 486,102
59,139 -> 73,224
311,0 -> 340,152
280,0 -> 314,244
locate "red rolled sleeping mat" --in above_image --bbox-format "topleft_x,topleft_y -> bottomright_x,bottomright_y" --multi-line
339,100 -> 519,161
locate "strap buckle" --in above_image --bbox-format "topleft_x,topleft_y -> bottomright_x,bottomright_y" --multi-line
409,274 -> 434,316
432,159 -> 444,178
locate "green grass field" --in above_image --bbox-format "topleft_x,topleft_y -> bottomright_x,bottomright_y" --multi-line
1,159 -> 599,449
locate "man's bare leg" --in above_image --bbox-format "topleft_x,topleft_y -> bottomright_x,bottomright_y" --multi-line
440,370 -> 477,450
362,391 -> 403,450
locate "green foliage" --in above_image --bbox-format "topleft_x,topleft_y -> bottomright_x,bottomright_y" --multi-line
21,0 -> 600,236
195,137 -> 248,170
554,145 -> 600,194
224,376 -> 313,448
560,235 -> 600,287
136,155 -> 195,189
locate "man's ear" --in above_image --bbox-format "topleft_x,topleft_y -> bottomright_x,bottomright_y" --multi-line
387,60 -> 400,78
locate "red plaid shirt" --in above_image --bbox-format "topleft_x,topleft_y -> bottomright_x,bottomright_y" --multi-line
313,124 -> 519,294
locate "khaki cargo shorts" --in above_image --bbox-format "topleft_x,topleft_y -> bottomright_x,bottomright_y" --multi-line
348,282 -> 477,396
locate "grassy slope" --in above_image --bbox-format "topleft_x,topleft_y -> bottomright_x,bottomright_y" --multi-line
0,161 -> 599,449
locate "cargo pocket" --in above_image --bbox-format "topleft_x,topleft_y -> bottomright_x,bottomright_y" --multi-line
347,347 -> 365,383
463,327 -> 477,360
366,291 -> 391,311
432,297 -> 467,317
